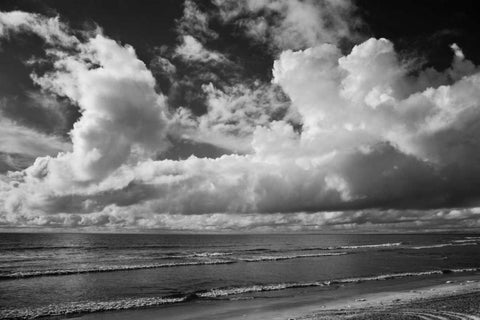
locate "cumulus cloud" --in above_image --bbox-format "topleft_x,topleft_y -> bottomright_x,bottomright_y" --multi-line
170,81 -> 292,152
0,12 -> 169,188
3,204 -> 479,233
1,8 -> 480,232
213,0 -> 360,51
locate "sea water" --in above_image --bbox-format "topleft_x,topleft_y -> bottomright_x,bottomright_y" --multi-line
0,233 -> 479,319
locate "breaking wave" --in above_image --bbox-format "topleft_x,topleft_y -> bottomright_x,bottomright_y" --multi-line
241,242 -> 403,253
411,242 -> 478,250
0,252 -> 346,280
240,252 -> 347,262
0,296 -> 188,319
0,260 -> 236,280
337,242 -> 402,249
198,267 -> 480,298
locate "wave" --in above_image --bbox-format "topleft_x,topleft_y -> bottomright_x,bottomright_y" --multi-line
411,242 -> 478,250
240,252 -> 347,262
0,244 -> 190,252
192,252 -> 234,257
0,252 -> 349,280
1,267 -> 478,319
5,240 -> 452,258
165,252 -> 234,259
337,242 -> 402,250
451,239 -> 479,243
198,267 -> 480,298
0,252 -> 345,280
0,296 -> 189,319
0,260 -> 236,280
0,241 -> 403,254
241,242 -> 403,254
0,245 -> 108,251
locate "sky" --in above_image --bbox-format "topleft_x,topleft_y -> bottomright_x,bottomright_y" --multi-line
0,0 -> 480,233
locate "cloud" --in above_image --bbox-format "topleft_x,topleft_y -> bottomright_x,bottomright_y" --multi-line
0,90 -> 77,139
0,111 -> 70,158
174,35 -> 228,63
0,153 -> 36,173
176,0 -> 218,41
170,81 -> 292,152
34,38 -> 169,186
213,0 -> 360,51
2,203 -> 479,232
0,10 -> 79,46
0,12 -> 169,186
1,9 -> 480,232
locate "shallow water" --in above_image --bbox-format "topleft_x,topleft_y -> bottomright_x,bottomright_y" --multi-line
0,233 -> 479,319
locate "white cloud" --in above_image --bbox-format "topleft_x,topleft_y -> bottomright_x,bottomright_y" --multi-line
170,82 -> 292,152
175,35 -> 228,63
0,12 -> 169,188
30,34 -> 169,187
0,112 -> 71,158
1,10 -> 480,232
213,0 -> 359,50
176,0 -> 218,41
0,11 -> 79,46
2,204 -> 479,232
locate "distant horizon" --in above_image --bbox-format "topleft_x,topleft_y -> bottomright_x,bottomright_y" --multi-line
1,228 -> 479,235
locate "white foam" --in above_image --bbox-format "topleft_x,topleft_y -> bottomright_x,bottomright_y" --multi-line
337,242 -> 402,249
452,239 -> 479,243
197,282 -> 324,298
240,252 -> 347,262
0,252 -> 346,280
0,260 -> 236,279
199,267 -> 480,298
0,296 -> 186,319
192,252 -> 234,257
411,242 -> 477,250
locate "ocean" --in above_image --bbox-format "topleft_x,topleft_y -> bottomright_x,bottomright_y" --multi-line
0,233 -> 479,319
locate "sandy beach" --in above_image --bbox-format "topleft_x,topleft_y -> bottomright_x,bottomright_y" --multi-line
301,277 -> 480,320
72,273 -> 480,320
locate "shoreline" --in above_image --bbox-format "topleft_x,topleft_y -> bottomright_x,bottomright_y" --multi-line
70,272 -> 480,320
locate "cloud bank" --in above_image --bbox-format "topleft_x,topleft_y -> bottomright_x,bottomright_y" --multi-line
0,6 -> 480,232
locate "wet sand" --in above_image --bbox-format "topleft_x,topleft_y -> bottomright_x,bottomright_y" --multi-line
301,277 -> 480,320
304,292 -> 480,320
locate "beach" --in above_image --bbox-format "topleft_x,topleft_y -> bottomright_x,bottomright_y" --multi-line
302,277 -> 480,320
